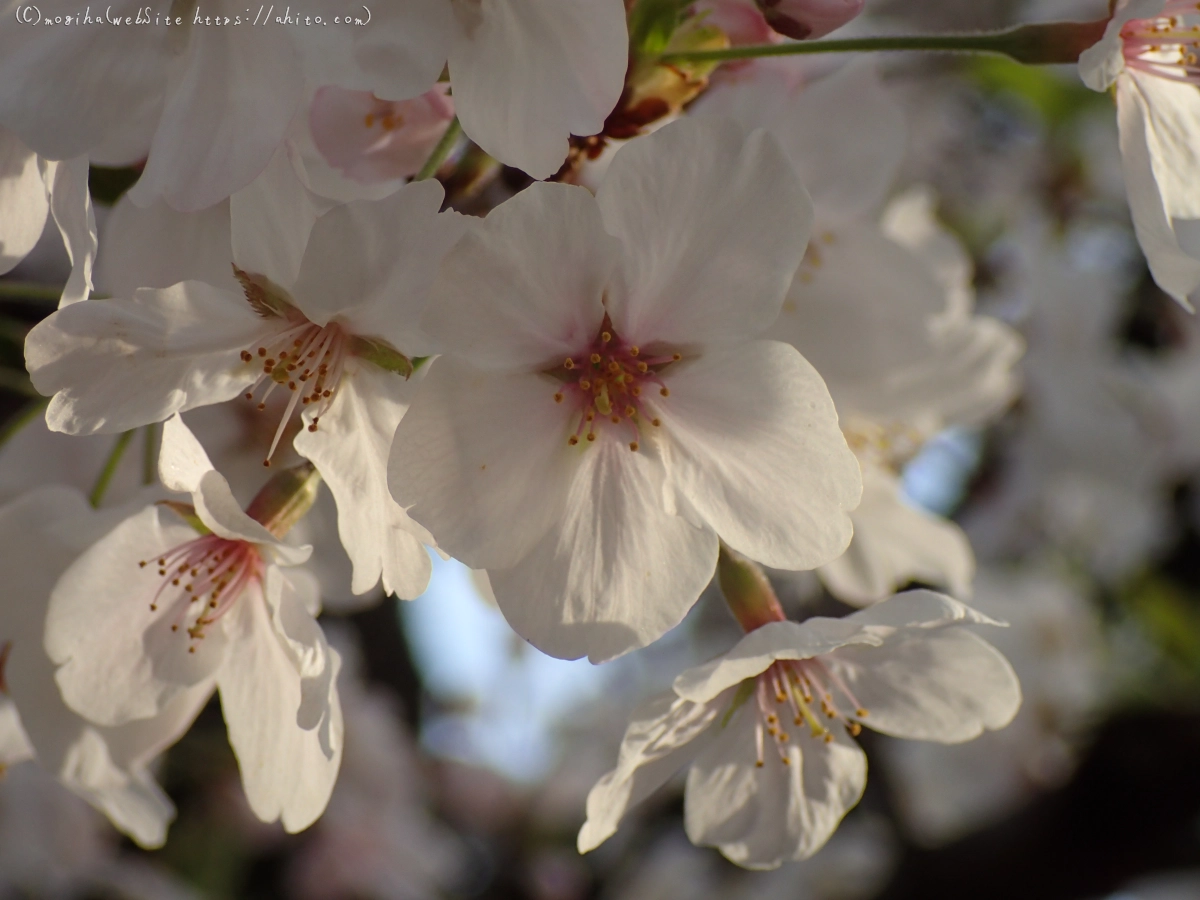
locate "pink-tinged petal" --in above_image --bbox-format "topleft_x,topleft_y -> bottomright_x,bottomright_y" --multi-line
291,180 -> 463,355
447,0 -> 628,178
229,145 -> 322,291
829,621 -> 1021,743
424,182 -> 616,369
684,701 -> 867,867
0,127 -> 47,275
44,156 -> 97,307
217,568 -> 343,832
193,470 -> 312,560
309,86 -> 455,184
294,364 -> 433,599
27,281 -> 276,435
128,22 -> 303,211
696,61 -> 904,226
388,357 -> 578,569
578,692 -> 721,853
488,434 -> 718,663
659,341 -> 860,571
694,0 -> 777,46
1078,0 -> 1165,90
0,1 -> 170,160
819,465 -> 975,607
95,196 -> 236,298
45,506 -> 228,727
756,0 -> 864,41
597,118 -> 811,347
354,0 -> 456,101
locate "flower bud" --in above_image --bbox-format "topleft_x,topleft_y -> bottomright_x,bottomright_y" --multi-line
754,0 -> 865,40
717,544 -> 787,633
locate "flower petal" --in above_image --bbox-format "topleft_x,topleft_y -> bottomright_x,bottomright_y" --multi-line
295,364 -> 433,598
1078,0 -> 1165,90
45,505 -> 228,727
354,0 -> 456,101
488,434 -> 718,662
597,118 -> 812,347
446,0 -> 627,178
659,341 -> 861,571
217,568 -> 343,832
696,60 -> 905,224
818,465 -> 974,606
829,625 -> 1021,743
127,23 -> 303,211
45,155 -> 97,307
291,180 -> 463,356
684,702 -> 867,868
0,127 -> 47,276
388,358 -> 578,570
27,281 -> 276,435
578,691 -> 721,853
423,182 -> 616,369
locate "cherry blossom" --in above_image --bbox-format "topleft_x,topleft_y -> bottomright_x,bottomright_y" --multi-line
389,116 -> 861,662
44,416 -> 342,832
1079,0 -> 1200,310
578,590 -> 1021,868
27,178 -> 463,598
0,485 -> 208,847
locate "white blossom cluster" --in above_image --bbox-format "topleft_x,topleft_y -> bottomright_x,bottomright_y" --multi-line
0,0 -> 1197,885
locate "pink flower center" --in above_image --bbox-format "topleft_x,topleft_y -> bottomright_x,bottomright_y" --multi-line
240,321 -> 350,465
139,535 -> 263,651
745,659 -> 870,767
550,317 -> 680,452
1122,1 -> 1200,84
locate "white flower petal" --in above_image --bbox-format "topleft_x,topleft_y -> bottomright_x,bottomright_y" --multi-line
488,434 -> 718,662
842,588 -> 1004,631
291,180 -> 463,355
354,0 -> 456,101
1078,0 -> 1164,90
94,196 -> 236,298
128,22 -> 303,211
27,281 -> 276,435
684,702 -> 867,868
1117,72 -> 1200,309
423,182 -> 616,369
597,118 -> 812,347
660,341 -> 860,571
696,60 -> 905,224
45,155 -> 96,307
45,506 -> 228,727
578,692 -> 721,853
447,0 -> 627,178
229,145 -> 322,290
388,358 -> 578,570
818,465 -> 974,606
158,413 -> 216,495
0,127 -> 47,276
295,365 -> 432,598
830,626 -> 1021,743
217,571 -> 342,832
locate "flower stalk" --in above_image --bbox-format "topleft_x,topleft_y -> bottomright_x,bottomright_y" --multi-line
89,430 -> 135,508
244,461 -> 323,539
414,115 -> 463,182
717,543 -> 787,633
658,19 -> 1110,66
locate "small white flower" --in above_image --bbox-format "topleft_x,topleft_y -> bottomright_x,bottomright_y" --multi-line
44,416 -> 342,833
578,591 -> 1021,869
1079,0 -> 1200,309
388,116 -> 862,663
27,179 -> 463,598
0,485 -> 207,848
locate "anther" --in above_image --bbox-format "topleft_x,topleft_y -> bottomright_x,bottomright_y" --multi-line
629,346 -> 639,356
586,432 -> 596,442
660,387 -> 670,397
629,441 -> 639,451
590,353 -> 601,364
651,418 -> 661,427
240,351 -> 253,362
601,331 -> 612,343
257,347 -> 267,357
568,436 -> 579,446
564,358 -> 575,369
554,392 -> 564,403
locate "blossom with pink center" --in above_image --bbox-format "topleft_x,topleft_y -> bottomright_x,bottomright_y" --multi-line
577,590 -> 1021,869
308,86 -> 456,184
388,116 -> 862,663
1079,0 -> 1200,309
0,485 -> 209,848
26,179 -> 464,599
44,416 -> 343,833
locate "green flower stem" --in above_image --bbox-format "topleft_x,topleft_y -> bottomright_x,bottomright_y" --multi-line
414,116 -> 463,182
717,543 -> 788,633
142,423 -> 159,486
0,398 -> 48,451
89,430 -> 135,508
0,281 -> 63,303
659,19 -> 1110,66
